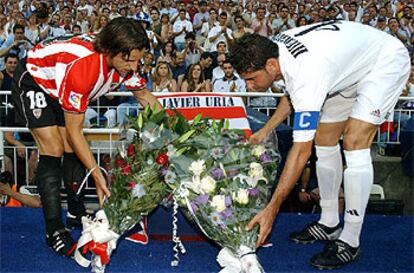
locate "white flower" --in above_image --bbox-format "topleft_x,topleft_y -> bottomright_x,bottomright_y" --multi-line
235,189 -> 249,205
251,145 -> 266,158
131,184 -> 146,198
167,145 -> 177,158
200,176 -> 217,194
211,195 -> 226,212
164,170 -> 177,184
141,130 -> 157,143
189,160 -> 206,176
249,162 -> 264,178
211,147 -> 224,159
188,176 -> 201,194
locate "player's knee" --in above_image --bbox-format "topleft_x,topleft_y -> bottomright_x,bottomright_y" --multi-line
343,131 -> 371,150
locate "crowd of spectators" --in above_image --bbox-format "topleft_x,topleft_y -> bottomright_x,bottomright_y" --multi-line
0,0 -> 413,189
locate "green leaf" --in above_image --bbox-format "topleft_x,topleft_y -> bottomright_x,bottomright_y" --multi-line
225,119 -> 230,130
138,113 -> 143,129
177,129 -> 196,143
192,114 -> 202,125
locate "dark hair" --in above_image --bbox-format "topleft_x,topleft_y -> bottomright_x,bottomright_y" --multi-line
187,63 -> 205,91
185,31 -> 195,40
93,17 -> 149,57
149,6 -> 159,14
229,33 -> 279,74
0,171 -> 13,186
219,11 -> 228,17
234,15 -> 243,23
161,40 -> 176,55
200,51 -> 212,60
72,24 -> 82,31
5,54 -> 18,63
13,24 -> 25,33
35,8 -> 49,20
222,59 -> 232,66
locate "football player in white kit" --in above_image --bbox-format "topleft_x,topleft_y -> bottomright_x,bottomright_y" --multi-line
229,20 -> 410,269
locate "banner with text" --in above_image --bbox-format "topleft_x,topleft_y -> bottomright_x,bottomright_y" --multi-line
157,93 -> 251,137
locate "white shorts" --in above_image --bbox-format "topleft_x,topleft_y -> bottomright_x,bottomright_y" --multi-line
320,42 -> 411,125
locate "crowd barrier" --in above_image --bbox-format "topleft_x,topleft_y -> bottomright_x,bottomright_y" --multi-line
1,90 -> 413,193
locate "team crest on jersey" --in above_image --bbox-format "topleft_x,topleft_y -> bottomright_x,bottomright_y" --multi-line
69,91 -> 82,110
32,109 -> 42,119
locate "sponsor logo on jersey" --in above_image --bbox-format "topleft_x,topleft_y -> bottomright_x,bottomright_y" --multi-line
32,109 -> 42,119
293,111 -> 320,131
69,91 -> 82,110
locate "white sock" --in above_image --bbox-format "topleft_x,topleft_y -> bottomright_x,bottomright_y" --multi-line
315,144 -> 343,227
339,149 -> 373,248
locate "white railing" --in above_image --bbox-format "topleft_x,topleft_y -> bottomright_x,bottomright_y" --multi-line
1,90 -> 413,193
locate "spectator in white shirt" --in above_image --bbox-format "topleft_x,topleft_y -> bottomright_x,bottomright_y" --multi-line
212,53 -> 226,83
201,8 -> 219,51
213,60 -> 246,93
77,0 -> 93,16
172,9 -> 193,51
207,11 -> 233,51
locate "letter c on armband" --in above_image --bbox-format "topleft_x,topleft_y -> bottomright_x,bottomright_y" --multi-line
293,111 -> 320,131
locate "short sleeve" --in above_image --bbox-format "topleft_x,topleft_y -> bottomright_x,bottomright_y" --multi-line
289,58 -> 337,142
60,55 -> 99,113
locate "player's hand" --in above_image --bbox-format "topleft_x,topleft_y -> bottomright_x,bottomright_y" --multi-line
0,182 -> 13,195
246,205 -> 278,248
299,191 -> 311,203
249,127 -> 270,145
93,169 -> 110,207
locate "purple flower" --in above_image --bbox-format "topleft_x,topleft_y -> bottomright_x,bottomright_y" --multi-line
249,188 -> 259,197
260,154 -> 272,163
194,194 -> 209,205
220,209 -> 233,219
190,201 -> 198,212
225,195 -> 232,207
160,167 -> 169,176
209,212 -> 226,229
210,167 -> 224,180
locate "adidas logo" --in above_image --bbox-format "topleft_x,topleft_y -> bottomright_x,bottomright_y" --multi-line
337,244 -> 345,253
346,209 -> 360,216
370,109 -> 381,118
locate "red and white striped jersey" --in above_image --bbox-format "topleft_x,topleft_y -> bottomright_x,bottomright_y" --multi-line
26,34 -> 139,113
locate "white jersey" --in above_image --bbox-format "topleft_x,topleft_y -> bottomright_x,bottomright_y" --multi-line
272,20 -> 409,142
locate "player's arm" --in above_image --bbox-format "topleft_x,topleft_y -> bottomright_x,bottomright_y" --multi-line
124,74 -> 163,110
0,182 -> 42,208
63,111 -> 110,206
60,60 -> 110,206
249,95 -> 292,144
133,88 -> 162,110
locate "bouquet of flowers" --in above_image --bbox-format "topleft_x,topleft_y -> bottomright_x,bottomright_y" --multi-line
165,119 -> 280,273
74,106 -> 202,273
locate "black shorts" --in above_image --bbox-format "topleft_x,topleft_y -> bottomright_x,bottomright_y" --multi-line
11,60 -> 65,128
